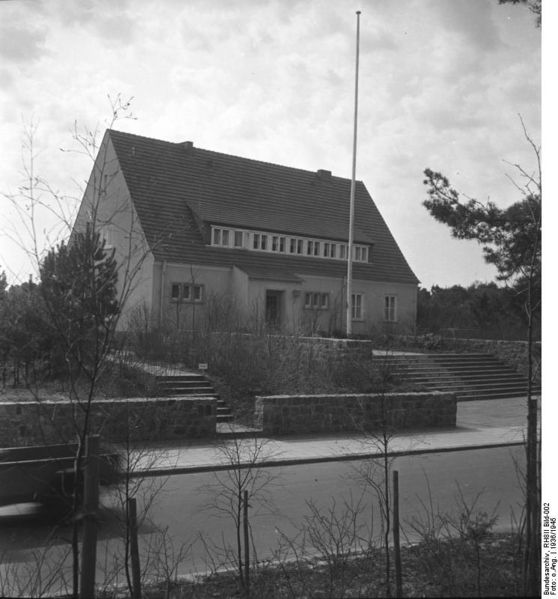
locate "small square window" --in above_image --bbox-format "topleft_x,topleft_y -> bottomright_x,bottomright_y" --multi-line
320,293 -> 329,309
297,239 -> 304,254
171,283 -> 180,300
222,229 -> 230,246
182,284 -> 191,300
234,231 -> 243,247
304,292 -> 312,308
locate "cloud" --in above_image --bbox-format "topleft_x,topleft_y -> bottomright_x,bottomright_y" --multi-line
0,22 -> 47,63
432,0 -> 502,51
47,0 -> 136,45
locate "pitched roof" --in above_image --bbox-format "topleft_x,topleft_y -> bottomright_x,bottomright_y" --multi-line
107,129 -> 419,285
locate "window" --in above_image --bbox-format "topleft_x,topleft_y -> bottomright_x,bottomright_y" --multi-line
304,291 -> 329,310
351,293 -> 363,320
193,285 -> 203,302
384,295 -> 397,322
170,283 -> 204,303
210,226 -> 368,263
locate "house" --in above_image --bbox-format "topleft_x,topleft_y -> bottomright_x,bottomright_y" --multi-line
73,129 -> 419,335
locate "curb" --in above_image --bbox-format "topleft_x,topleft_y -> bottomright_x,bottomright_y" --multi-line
129,439 -> 525,479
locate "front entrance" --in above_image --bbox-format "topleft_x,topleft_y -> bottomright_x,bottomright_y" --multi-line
265,290 -> 283,328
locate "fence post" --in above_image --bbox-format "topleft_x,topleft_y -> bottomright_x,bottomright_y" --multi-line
243,489 -> 250,596
127,497 -> 142,599
80,434 -> 100,598
393,469 -> 403,597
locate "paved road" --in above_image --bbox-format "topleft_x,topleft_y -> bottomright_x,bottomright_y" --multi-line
132,445 -> 525,572
0,444 -> 525,595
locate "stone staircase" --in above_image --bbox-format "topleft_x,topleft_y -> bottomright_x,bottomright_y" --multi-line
377,352 -> 541,402
154,373 -> 233,422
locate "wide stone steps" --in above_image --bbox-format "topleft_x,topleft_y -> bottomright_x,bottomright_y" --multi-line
154,374 -> 233,422
377,352 -> 540,402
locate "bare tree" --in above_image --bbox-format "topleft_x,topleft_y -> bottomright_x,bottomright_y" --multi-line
201,433 -> 276,595
1,96 -> 155,597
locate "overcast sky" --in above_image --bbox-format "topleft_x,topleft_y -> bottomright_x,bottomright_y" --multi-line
0,0 -> 541,289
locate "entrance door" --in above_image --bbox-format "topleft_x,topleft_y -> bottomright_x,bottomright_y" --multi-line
265,290 -> 283,328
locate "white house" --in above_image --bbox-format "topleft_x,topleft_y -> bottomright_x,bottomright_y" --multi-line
73,129 -> 419,335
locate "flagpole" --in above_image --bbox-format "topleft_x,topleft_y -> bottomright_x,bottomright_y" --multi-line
346,10 -> 361,337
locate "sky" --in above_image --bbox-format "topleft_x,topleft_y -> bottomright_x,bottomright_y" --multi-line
0,0 -> 542,289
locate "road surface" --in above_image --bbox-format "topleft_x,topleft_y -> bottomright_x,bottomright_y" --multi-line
0,445 -> 525,595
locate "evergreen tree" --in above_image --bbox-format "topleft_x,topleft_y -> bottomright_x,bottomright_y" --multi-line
40,225 -> 119,375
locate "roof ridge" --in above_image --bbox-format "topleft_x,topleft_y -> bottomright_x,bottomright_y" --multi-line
107,128 -> 363,185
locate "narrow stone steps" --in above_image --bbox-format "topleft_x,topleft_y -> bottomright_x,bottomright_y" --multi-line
154,373 -> 233,422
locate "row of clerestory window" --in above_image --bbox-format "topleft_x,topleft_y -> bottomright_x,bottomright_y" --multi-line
211,226 -> 370,263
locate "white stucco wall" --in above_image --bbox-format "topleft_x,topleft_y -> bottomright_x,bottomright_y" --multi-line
155,263 -> 233,329
73,134 -> 155,330
152,263 -> 417,335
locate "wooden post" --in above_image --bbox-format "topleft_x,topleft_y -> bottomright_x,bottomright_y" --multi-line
127,497 -> 142,599
393,470 -> 403,598
243,490 -> 250,596
80,434 -> 100,599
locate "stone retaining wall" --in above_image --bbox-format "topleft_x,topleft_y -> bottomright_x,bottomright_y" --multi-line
254,391 -> 456,436
0,397 -> 216,447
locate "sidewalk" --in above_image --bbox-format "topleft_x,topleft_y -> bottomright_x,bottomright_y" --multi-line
129,396 -> 534,478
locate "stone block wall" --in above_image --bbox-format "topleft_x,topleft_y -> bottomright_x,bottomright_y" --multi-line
0,397 -> 216,447
254,391 -> 456,436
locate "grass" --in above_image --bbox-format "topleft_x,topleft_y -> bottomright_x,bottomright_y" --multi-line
118,532 -> 523,598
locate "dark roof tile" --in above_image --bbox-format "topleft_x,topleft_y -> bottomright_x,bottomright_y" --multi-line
107,129 -> 418,285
